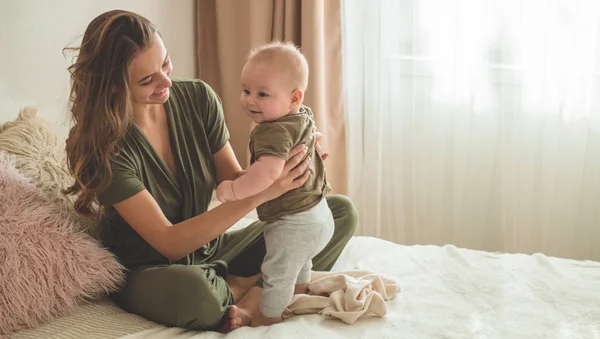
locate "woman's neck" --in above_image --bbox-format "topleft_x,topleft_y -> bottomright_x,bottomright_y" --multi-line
132,103 -> 164,128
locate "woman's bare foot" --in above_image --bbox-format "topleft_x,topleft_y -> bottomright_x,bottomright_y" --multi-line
218,285 -> 262,333
218,305 -> 252,333
250,311 -> 283,327
294,283 -> 309,294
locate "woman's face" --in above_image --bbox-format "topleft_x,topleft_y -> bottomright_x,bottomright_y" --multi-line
129,32 -> 173,105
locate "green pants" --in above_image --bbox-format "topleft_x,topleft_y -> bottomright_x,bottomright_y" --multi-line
111,195 -> 357,331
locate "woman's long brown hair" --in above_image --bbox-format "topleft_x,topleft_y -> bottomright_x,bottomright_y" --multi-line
63,10 -> 157,217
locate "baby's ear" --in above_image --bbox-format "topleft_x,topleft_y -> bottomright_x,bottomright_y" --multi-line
291,88 -> 304,107
289,89 -> 304,112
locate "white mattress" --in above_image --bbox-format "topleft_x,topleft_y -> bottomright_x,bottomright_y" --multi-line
10,235 -> 600,339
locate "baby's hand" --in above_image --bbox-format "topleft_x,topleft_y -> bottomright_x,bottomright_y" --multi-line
216,180 -> 236,202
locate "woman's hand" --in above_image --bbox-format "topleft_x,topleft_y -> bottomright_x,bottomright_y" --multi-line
256,144 -> 311,204
315,132 -> 329,161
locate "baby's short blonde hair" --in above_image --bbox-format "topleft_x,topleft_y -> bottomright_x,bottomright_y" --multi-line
247,41 -> 309,91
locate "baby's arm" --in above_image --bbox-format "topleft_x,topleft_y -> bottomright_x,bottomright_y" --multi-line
216,155 -> 285,202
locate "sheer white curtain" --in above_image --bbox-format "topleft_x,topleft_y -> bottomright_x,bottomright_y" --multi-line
342,0 -> 600,261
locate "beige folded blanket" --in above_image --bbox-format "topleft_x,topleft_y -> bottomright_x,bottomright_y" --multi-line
283,270 -> 400,324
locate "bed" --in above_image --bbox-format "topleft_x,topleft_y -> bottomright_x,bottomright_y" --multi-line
9,217 -> 600,339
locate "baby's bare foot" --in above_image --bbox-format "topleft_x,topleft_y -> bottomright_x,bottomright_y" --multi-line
218,305 -> 252,333
294,283 -> 309,295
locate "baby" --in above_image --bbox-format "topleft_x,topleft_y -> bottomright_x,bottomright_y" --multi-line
216,41 -> 334,327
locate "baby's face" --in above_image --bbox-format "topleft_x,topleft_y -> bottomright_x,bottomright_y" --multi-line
240,60 -> 296,123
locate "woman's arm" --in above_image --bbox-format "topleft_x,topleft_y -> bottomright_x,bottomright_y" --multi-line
113,146 -> 310,261
113,189 -> 261,260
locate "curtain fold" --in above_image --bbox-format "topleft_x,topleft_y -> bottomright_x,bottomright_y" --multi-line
197,0 -> 347,194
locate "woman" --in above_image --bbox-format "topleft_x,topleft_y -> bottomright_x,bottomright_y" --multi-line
63,9 -> 356,333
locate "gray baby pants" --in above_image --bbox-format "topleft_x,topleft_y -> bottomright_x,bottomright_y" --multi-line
259,198 -> 335,318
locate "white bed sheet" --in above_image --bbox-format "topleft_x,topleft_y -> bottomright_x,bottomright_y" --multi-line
11,235 -> 600,339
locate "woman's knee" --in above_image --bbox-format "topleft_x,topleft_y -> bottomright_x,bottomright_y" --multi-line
326,194 -> 358,238
170,267 -> 232,330
120,265 -> 232,331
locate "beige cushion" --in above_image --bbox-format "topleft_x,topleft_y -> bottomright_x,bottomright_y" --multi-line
0,106 -> 98,237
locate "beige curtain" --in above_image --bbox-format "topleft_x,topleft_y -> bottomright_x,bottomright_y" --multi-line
197,0 -> 347,194
342,0 -> 600,261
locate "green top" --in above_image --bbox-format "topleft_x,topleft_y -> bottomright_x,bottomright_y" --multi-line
250,105 -> 330,222
97,79 -> 229,268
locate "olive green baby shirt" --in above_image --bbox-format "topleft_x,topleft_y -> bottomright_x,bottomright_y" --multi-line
250,105 -> 331,222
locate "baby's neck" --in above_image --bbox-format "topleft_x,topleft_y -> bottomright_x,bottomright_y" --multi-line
258,106 -> 302,124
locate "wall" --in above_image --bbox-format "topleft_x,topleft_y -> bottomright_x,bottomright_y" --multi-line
0,0 -> 197,137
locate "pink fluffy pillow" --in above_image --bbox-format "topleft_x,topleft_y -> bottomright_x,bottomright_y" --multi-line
0,152 -> 125,335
